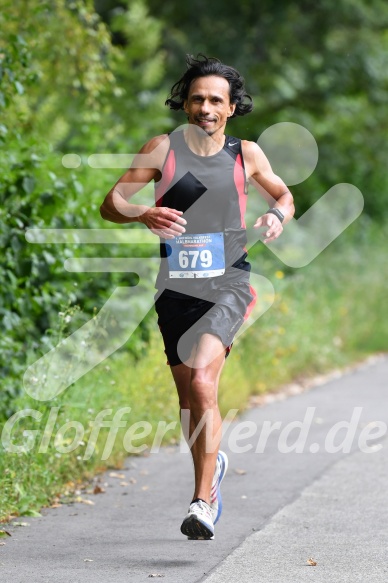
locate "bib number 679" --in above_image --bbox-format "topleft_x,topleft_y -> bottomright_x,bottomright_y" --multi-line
178,249 -> 212,269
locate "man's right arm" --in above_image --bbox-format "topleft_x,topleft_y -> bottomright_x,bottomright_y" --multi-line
100,134 -> 186,238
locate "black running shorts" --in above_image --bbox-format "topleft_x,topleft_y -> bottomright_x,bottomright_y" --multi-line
154,281 -> 255,366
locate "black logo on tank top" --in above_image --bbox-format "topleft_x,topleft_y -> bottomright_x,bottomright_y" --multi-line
164,172 -> 207,213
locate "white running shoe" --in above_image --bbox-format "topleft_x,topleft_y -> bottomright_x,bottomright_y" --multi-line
180,499 -> 214,540
210,450 -> 228,524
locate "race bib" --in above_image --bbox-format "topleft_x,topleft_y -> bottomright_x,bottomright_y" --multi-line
166,232 -> 225,278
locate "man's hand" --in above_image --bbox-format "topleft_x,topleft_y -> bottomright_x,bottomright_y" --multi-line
139,206 -> 187,239
254,213 -> 283,243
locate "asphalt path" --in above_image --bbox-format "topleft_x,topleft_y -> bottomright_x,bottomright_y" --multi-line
1,356 -> 387,583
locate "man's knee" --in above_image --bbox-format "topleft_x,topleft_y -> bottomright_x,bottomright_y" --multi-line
189,372 -> 218,409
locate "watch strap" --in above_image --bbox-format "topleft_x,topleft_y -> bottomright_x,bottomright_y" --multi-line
266,208 -> 284,223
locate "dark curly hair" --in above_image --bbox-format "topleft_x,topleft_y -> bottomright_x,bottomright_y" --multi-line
165,54 -> 253,118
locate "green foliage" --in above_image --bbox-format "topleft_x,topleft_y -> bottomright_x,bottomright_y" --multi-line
1,0 -> 114,140
0,0 -> 168,419
0,131 -> 114,418
146,0 -> 388,217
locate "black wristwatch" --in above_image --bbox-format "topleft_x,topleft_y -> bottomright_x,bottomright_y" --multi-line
266,208 -> 284,223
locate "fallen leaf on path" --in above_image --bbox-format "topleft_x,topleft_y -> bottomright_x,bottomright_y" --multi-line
11,522 -> 29,527
119,481 -> 129,486
129,478 -> 137,484
109,472 -> 126,479
140,470 -> 149,476
0,530 -> 11,537
307,558 -> 317,566
142,486 -> 149,491
234,469 -> 247,475
84,558 -> 94,562
93,485 -> 106,494
75,497 -> 95,505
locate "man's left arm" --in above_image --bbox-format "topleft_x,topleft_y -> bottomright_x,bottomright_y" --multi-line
242,141 -> 295,243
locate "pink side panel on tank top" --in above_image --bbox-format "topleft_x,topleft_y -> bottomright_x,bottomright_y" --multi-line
234,152 -> 247,229
155,149 -> 176,206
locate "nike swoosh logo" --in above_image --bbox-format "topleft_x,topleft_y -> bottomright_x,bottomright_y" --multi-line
228,141 -> 238,146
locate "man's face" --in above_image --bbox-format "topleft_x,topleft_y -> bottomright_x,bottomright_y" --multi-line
184,75 -> 236,136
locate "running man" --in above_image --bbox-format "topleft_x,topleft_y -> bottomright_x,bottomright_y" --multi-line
100,54 -> 295,539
